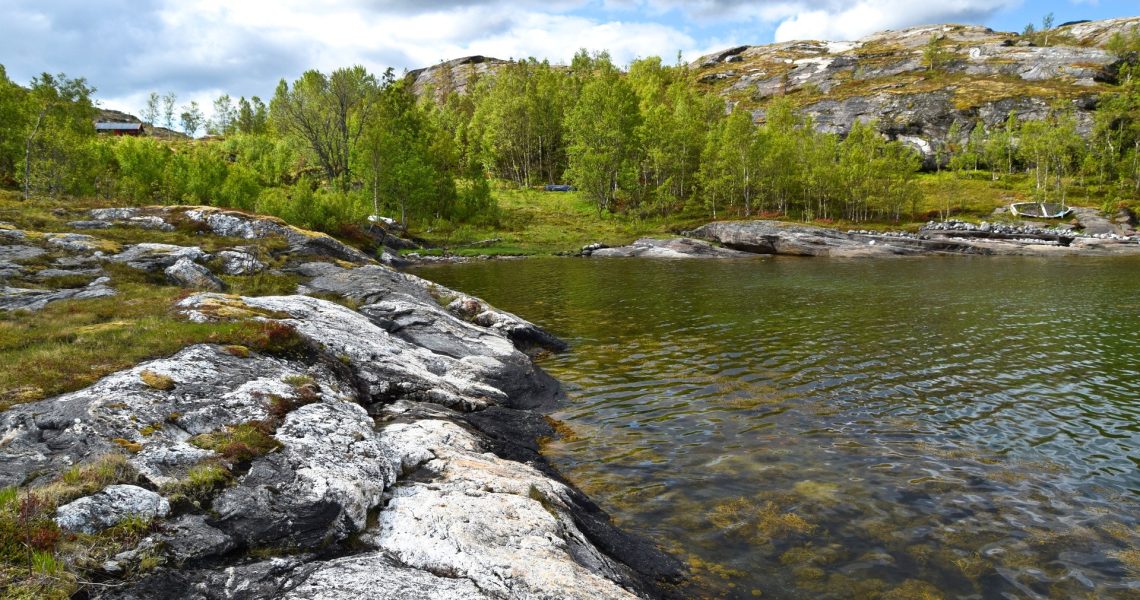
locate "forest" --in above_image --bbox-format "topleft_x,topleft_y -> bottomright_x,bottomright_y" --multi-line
0,26 -> 1138,242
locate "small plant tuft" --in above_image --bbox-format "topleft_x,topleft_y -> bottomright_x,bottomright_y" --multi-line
139,370 -> 175,391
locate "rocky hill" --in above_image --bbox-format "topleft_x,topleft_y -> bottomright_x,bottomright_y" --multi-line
0,201 -> 682,598
690,17 -> 1139,161
410,17 -> 1139,162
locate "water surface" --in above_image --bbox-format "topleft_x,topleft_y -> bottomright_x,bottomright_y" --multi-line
420,256 -> 1140,599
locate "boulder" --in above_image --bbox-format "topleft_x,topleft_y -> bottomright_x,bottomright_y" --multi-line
111,243 -> 209,272
45,233 -> 114,253
0,277 -> 116,311
216,249 -> 266,275
164,258 -> 227,291
55,485 -> 170,534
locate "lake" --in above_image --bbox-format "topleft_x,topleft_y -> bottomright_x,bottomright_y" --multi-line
419,256 -> 1140,599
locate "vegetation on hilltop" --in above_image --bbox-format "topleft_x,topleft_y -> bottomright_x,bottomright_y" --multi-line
0,22 -> 1137,253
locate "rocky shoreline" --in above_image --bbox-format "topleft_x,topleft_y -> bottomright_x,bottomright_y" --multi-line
0,206 -> 684,599
579,210 -> 1140,259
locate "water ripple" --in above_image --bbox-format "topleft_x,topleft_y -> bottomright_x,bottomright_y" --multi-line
422,257 -> 1140,599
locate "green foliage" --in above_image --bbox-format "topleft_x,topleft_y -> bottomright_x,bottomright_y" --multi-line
566,59 -> 642,213
922,35 -> 953,71
271,66 -> 377,187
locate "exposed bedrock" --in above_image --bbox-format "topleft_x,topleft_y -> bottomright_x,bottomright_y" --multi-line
0,227 -> 683,598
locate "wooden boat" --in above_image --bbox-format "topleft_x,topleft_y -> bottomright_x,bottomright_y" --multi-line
1009,202 -> 1072,219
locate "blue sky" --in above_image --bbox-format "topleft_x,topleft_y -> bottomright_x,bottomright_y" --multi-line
1,0 -> 1136,119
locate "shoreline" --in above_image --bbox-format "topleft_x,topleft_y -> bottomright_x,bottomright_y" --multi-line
0,206 -> 684,599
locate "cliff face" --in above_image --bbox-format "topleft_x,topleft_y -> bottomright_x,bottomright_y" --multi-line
0,205 -> 682,598
692,17 -> 1138,160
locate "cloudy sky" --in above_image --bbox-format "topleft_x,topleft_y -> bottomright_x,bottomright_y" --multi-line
2,0 -> 1136,121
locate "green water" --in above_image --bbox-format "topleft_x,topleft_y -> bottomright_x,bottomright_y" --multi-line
419,256 -> 1140,599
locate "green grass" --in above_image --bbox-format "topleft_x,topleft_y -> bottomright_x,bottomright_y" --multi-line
0,454 -> 146,599
410,188 -> 703,254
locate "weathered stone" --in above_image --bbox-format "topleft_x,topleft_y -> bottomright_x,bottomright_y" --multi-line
0,243 -> 678,600
365,417 -> 652,599
211,401 -> 399,548
0,244 -> 46,263
68,220 -> 114,230
34,267 -> 102,281
44,233 -> 113,253
283,553 -> 489,600
216,249 -> 266,275
164,258 -> 227,291
183,208 -> 373,265
90,208 -> 140,221
110,243 -> 209,272
590,237 -> 757,259
0,277 -> 116,311
55,485 -> 170,534
691,219 -> 1140,257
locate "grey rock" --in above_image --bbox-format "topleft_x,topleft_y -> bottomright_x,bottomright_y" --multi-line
69,220 -> 114,230
211,401 -> 399,548
164,258 -> 227,291
55,484 -> 170,534
590,237 -> 756,259
283,553 -> 489,600
0,343 -> 339,488
1071,207 -> 1118,235
34,268 -> 102,281
693,219 -> 1140,258
44,233 -> 111,253
126,215 -> 175,231
0,244 -> 46,263
216,249 -> 266,275
183,208 -> 372,265
90,208 -> 141,220
110,243 -> 209,272
0,277 -> 116,311
0,228 -> 28,241
153,515 -> 236,563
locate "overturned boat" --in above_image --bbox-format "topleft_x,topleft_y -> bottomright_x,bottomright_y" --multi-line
1010,202 -> 1072,219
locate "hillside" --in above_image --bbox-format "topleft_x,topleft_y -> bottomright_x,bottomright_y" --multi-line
409,16 -> 1140,163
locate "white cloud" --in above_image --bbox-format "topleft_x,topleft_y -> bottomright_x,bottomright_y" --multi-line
770,0 -> 1024,42
0,0 -> 1097,121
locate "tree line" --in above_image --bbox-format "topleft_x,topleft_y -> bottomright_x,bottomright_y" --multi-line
0,27 -> 1137,237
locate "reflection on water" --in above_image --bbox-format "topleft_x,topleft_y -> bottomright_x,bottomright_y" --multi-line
419,257 -> 1140,599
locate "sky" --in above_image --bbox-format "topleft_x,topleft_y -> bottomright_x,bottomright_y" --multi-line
1,0 -> 1137,123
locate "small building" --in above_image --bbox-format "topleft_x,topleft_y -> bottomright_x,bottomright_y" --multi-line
95,122 -> 145,136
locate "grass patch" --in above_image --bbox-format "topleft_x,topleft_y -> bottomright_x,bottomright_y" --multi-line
160,461 -> 233,509
190,422 -> 282,463
139,370 -> 175,391
0,454 -> 147,598
220,271 -> 299,296
0,281 -> 311,409
408,188 -> 701,255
